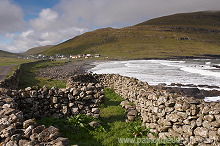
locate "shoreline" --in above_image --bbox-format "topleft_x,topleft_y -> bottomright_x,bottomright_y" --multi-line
36,59 -> 220,101
86,59 -> 220,101
134,55 -> 220,60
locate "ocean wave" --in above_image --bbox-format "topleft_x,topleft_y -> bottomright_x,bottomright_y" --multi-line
180,66 -> 220,78
89,59 -> 220,88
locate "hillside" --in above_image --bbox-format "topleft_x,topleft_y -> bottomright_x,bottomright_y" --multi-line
42,11 -> 220,59
136,11 -> 220,26
0,50 -> 19,58
22,45 -> 54,55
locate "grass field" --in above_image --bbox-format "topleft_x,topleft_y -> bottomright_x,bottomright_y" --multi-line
0,57 -> 34,66
18,60 -> 68,89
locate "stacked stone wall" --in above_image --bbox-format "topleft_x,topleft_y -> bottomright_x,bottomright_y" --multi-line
3,81 -> 104,120
0,91 -> 70,145
1,71 -> 220,145
0,79 -> 104,145
0,61 -> 44,90
0,67 -> 20,90
92,74 -> 220,145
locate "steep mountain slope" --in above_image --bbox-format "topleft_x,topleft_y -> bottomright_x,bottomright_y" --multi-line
42,11 -> 220,59
22,45 -> 54,55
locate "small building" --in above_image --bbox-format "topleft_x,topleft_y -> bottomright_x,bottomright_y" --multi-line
70,55 -> 78,59
95,54 -> 100,57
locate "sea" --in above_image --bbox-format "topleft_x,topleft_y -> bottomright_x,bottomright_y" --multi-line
88,59 -> 220,102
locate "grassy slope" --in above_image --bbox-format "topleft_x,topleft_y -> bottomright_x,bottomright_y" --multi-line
21,45 -> 54,55
0,50 -> 19,58
41,11 -> 220,59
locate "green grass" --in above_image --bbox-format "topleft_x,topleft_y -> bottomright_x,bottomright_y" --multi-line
18,60 -> 68,89
0,50 -> 19,58
6,64 -> 20,78
22,45 -> 54,55
38,88 -> 179,146
0,57 -> 34,66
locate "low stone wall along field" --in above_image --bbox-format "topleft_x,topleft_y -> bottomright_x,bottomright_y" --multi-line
0,69 -> 219,145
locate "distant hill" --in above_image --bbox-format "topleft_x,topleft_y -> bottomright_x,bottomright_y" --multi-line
41,11 -> 220,59
0,50 -> 19,58
136,11 -> 220,26
22,45 -> 54,55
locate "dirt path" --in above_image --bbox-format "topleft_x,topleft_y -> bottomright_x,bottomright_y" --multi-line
0,64 -> 15,81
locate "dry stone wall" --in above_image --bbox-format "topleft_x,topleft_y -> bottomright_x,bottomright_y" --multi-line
0,80 -> 104,145
0,90 -> 70,145
0,67 -> 20,90
11,82 -> 104,120
1,70 -> 220,145
90,74 -> 220,145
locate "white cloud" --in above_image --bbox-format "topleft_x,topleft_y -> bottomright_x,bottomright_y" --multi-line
30,8 -> 59,31
1,0 -> 220,53
0,0 -> 26,34
55,0 -> 220,27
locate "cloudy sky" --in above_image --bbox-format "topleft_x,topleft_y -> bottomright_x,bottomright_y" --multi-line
0,0 -> 219,53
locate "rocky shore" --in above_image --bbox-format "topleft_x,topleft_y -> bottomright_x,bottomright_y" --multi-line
36,60 -> 105,81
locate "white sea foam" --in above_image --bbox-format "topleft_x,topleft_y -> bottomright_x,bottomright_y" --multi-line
89,59 -> 220,102
180,66 -> 220,78
204,96 -> 220,102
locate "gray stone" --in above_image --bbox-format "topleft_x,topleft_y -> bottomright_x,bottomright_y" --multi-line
127,110 -> 137,116
167,113 -> 179,122
23,119 -> 36,129
214,115 -> 220,121
189,136 -> 205,145
196,116 -> 203,127
5,140 -> 18,146
52,97 -> 58,103
194,127 -> 209,137
91,108 -> 99,114
120,100 -> 130,108
32,125 -> 45,134
72,89 -> 81,96
202,120 -> 212,129
204,115 -> 215,122
89,121 -> 101,128
0,125 -> 15,138
182,125 -> 193,136
49,137 -> 70,146
208,131 -> 219,141
173,125 -> 182,134
38,126 -> 60,142
71,108 -> 79,114
24,125 -> 34,137
18,139 -> 34,146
